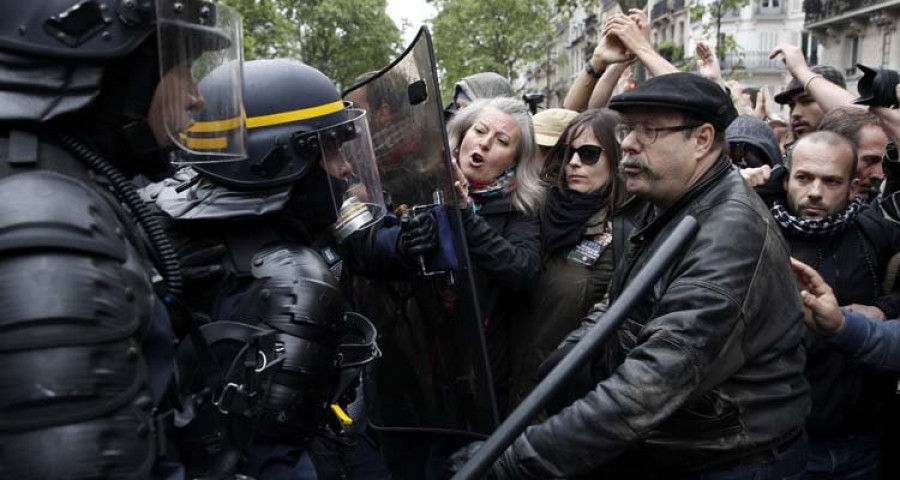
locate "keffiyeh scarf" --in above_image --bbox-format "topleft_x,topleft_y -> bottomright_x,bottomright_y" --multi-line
771,197 -> 863,238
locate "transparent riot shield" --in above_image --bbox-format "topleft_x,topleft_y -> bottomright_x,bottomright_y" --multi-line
343,27 -> 498,437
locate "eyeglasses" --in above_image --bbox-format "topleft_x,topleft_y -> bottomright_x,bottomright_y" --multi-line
563,144 -> 604,165
614,123 -> 702,145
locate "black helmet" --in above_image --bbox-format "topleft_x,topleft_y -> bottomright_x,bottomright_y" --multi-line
192,59 -> 350,189
0,0 -> 232,60
0,0 -> 244,137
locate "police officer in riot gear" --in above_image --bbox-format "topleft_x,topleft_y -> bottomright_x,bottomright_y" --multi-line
0,0 -> 243,479
144,58 -> 384,479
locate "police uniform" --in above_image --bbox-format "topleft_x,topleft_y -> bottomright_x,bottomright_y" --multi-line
0,1 -> 242,478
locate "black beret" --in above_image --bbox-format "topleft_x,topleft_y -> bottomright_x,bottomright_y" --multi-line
608,72 -> 738,132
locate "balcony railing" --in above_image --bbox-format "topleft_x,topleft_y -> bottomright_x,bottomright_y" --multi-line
722,50 -> 784,71
804,0 -> 880,24
652,1 -> 672,20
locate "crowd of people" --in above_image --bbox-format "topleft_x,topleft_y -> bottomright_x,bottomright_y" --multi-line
3,1 -> 900,479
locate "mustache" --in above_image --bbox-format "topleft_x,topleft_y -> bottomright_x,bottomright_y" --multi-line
618,157 -> 652,175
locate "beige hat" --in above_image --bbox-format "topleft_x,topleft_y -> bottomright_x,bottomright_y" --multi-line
533,108 -> 579,147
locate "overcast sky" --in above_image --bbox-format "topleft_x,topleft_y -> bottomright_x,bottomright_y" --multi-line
386,0 -> 437,46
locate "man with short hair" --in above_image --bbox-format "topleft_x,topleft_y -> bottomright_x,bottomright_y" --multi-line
818,107 -> 889,200
470,73 -> 811,479
775,131 -> 900,479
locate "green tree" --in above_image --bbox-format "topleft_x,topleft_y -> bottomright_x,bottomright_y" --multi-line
221,0 -> 298,60
690,0 -> 749,65
281,0 -> 402,89
223,0 -> 401,89
432,0 -> 552,100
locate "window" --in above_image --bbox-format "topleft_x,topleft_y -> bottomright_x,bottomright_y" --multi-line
884,32 -> 893,68
760,0 -> 781,14
845,35 -> 860,76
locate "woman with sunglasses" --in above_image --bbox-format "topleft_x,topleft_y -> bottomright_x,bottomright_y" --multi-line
508,109 -> 628,411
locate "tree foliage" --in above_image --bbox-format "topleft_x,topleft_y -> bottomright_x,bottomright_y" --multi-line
432,0 -> 552,100
223,0 -> 402,89
689,0 -> 749,63
221,0 -> 298,60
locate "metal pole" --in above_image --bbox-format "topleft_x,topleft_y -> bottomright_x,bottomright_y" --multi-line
453,215 -> 700,480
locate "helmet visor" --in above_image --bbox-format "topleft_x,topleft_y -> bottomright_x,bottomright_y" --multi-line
294,109 -> 386,241
156,0 -> 246,163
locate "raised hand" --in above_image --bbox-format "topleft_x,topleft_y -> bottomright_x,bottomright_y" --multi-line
696,41 -> 722,84
769,43 -> 809,76
605,14 -> 650,58
595,17 -> 635,65
627,8 -> 652,43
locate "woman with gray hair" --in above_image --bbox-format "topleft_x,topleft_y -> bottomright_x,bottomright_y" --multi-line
447,96 -> 543,414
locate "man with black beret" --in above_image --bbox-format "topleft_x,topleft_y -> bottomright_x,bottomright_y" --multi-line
473,72 -> 811,478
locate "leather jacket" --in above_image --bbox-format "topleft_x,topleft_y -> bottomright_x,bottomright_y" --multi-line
495,155 -> 811,478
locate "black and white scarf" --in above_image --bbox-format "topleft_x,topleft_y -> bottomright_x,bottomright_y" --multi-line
771,197 -> 863,238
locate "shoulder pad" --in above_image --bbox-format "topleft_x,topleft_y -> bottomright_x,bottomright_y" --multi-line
0,171 -> 126,260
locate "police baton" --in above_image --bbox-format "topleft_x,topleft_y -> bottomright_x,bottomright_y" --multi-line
453,215 -> 700,480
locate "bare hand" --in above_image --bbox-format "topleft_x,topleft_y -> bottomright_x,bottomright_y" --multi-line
451,160 -> 470,209
754,88 -> 768,120
605,14 -> 650,58
843,304 -> 886,320
595,27 -> 633,66
769,43 -> 810,77
870,85 -> 900,143
627,8 -> 652,43
790,258 -> 845,336
740,165 -> 772,187
726,80 -> 754,115
696,41 -> 722,83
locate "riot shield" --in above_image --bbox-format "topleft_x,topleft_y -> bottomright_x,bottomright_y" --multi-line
343,28 -> 497,439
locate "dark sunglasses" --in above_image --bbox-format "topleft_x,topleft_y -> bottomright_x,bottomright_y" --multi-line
564,144 -> 604,166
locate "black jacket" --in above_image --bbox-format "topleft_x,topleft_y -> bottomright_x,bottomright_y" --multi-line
461,196 -> 541,411
496,156 -> 810,478
785,205 -> 900,439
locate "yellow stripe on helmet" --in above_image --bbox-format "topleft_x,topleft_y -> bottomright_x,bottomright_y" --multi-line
246,100 -> 345,129
187,115 -> 243,134
180,134 -> 229,150
183,100 -> 345,136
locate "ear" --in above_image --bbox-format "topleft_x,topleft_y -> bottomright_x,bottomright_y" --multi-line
693,123 -> 716,159
850,177 -> 862,195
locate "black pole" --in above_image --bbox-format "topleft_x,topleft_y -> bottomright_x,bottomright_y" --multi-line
453,215 -> 700,480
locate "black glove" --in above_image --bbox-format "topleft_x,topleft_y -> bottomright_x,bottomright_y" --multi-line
445,441 -> 496,479
880,190 -> 900,224
883,142 -> 900,196
444,440 -> 518,480
178,238 -> 228,287
399,210 -> 438,256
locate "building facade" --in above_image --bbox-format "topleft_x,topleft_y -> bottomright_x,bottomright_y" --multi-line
516,1 -> 622,108
804,0 -> 900,95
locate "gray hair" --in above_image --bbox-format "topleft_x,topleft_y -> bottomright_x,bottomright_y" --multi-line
447,97 -> 543,214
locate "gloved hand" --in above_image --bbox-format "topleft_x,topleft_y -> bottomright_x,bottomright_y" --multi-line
445,441 -> 498,479
399,210 -> 438,256
880,190 -> 900,224
178,238 -> 228,287
444,440 -> 518,480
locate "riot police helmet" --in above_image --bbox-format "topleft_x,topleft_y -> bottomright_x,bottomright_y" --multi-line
193,59 -> 387,236
0,0 -> 247,162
